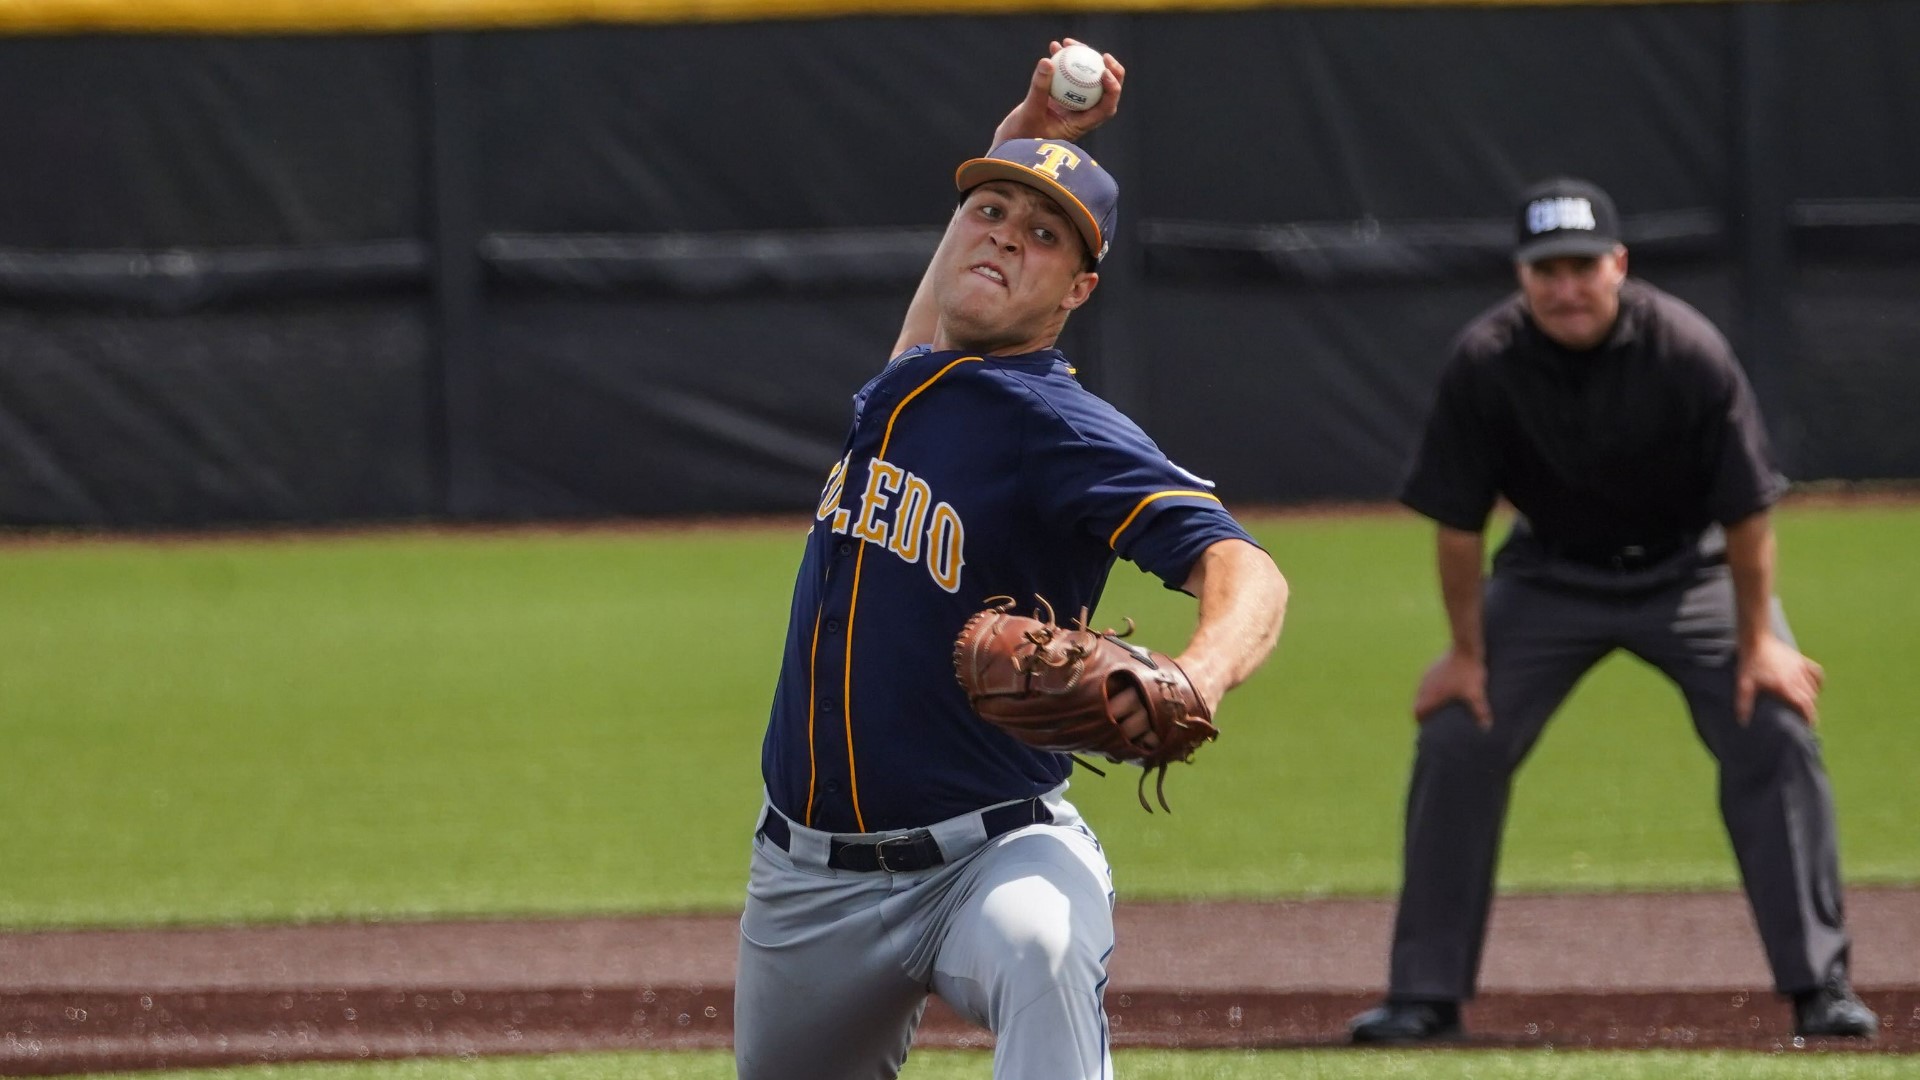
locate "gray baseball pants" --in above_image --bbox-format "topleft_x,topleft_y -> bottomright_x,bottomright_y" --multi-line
1388,565 -> 1852,1001
735,785 -> 1114,1080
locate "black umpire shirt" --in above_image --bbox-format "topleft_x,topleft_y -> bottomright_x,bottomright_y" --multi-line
1400,279 -> 1786,581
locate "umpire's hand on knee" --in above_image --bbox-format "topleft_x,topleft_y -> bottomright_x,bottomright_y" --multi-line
1738,634 -> 1824,727
1414,647 -> 1493,731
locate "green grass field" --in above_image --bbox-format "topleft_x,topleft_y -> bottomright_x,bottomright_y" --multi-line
86,1047 -> 1920,1080
2,503 -> 1916,929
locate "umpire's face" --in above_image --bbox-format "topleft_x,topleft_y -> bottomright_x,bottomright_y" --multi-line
932,181 -> 1099,356
1517,246 -> 1629,351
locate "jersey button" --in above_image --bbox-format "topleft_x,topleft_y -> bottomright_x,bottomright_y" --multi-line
819,698 -> 836,712
825,781 -> 841,793
825,619 -> 841,634
836,542 -> 853,556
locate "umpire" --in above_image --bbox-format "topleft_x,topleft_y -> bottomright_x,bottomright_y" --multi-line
1348,178 -> 1879,1043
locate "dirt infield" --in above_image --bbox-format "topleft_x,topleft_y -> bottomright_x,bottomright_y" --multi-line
3,888 -> 1916,1075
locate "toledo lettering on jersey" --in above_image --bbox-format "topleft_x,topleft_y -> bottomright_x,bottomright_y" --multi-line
814,453 -> 967,593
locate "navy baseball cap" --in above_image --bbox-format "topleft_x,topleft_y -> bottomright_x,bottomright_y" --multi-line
955,138 -> 1118,263
1514,177 -> 1622,263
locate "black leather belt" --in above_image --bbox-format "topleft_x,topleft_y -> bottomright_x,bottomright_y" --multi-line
757,797 -> 1054,873
1545,535 -> 1689,572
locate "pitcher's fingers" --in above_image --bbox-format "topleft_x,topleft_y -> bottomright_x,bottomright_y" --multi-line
1028,56 -> 1054,94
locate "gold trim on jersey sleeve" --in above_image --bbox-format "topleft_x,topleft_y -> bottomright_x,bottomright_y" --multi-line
1107,489 -> 1222,548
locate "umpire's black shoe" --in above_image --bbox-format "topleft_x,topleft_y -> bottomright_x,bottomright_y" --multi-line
1348,999 -> 1463,1044
1793,983 -> 1878,1039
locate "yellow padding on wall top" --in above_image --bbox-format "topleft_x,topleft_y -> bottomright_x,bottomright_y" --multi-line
0,0 -> 1742,36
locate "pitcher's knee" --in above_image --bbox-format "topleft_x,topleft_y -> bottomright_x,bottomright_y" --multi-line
976,873 -> 1108,992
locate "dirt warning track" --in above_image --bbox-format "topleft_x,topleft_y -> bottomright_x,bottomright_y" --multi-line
4,888 -> 1916,1074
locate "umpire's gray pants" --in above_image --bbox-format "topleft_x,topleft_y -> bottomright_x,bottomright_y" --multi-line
1387,566 -> 1852,1001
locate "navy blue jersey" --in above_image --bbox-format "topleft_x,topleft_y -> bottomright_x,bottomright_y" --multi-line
761,346 -> 1259,833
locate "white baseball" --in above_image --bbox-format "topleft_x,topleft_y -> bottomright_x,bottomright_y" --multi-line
1049,43 -> 1106,113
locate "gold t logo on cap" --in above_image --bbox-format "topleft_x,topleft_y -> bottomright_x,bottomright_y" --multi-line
1032,143 -> 1081,179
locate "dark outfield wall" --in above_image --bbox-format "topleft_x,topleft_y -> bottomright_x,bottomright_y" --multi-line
1,2 -> 1916,527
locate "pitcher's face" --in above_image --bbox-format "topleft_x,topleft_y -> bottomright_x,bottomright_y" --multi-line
933,181 -> 1097,356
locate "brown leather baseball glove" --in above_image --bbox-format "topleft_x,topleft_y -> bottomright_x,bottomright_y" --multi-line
952,597 -> 1217,812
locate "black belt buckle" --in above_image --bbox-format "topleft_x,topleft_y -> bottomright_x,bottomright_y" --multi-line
1608,545 -> 1648,571
871,832 -> 929,873
833,828 -> 939,873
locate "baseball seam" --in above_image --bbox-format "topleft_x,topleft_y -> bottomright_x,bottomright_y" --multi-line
1056,63 -> 1101,89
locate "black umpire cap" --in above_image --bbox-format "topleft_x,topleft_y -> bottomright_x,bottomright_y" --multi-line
1514,177 -> 1622,263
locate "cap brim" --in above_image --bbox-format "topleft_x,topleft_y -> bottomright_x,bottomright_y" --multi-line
1515,233 -> 1621,264
955,158 -> 1102,263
